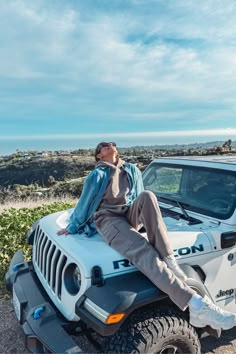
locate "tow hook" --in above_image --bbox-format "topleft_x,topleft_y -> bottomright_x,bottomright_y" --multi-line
33,307 -> 44,320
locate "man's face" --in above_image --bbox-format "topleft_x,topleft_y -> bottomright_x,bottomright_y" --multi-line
96,142 -> 117,160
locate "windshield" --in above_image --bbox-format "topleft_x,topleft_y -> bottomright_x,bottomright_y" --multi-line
143,163 -> 236,220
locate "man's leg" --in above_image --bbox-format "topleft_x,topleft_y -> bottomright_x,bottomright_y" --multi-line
96,215 -> 194,311
96,215 -> 236,330
127,190 -> 187,280
127,190 -> 172,258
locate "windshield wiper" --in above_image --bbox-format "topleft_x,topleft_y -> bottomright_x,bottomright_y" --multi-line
158,196 -> 190,219
157,195 -> 202,225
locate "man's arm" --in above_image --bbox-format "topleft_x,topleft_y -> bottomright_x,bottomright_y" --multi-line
135,167 -> 144,195
57,170 -> 99,235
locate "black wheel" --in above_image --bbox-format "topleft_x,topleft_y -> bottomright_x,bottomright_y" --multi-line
104,305 -> 200,354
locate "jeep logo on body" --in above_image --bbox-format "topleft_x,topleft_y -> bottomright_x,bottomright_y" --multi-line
216,289 -> 234,298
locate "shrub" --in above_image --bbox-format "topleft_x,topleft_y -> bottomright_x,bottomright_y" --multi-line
0,201 -> 74,289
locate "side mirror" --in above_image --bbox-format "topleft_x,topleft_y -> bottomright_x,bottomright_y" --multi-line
221,231 -> 236,249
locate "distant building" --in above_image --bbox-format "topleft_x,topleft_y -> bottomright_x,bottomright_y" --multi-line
58,151 -> 71,156
34,152 -> 48,158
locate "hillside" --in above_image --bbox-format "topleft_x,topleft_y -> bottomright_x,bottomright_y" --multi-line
0,157 -> 95,187
1,140 -> 235,202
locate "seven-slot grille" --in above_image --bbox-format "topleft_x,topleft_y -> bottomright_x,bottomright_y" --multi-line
33,225 -> 67,299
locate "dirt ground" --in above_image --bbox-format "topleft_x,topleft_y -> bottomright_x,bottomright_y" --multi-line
1,298 -> 236,354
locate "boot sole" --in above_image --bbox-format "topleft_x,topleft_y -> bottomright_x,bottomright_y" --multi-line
190,316 -> 234,330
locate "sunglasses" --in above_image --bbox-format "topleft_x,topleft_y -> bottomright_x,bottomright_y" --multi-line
96,142 -> 116,154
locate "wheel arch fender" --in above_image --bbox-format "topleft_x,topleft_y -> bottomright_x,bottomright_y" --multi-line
182,264 -> 212,299
75,265 -> 211,336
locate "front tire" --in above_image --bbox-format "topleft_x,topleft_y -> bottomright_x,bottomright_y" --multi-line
104,305 -> 200,354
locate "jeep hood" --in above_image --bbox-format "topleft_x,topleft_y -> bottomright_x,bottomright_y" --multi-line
38,209 -> 214,278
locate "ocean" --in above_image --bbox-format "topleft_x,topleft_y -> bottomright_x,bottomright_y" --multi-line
0,135 -> 231,156
0,138 -> 98,156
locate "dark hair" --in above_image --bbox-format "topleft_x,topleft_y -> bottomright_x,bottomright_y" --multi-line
94,142 -> 117,161
95,143 -> 101,162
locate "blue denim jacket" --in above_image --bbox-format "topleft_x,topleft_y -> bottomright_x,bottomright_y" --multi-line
66,162 -> 144,235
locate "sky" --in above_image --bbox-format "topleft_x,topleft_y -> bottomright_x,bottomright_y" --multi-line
1,0 -> 236,154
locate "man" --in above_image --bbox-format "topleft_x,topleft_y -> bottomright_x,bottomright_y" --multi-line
58,141 -> 236,330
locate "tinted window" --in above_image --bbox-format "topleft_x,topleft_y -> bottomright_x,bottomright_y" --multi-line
143,163 -> 236,219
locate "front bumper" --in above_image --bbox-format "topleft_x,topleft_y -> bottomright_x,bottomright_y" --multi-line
5,250 -> 84,354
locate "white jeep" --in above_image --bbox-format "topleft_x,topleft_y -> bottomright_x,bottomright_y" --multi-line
6,155 -> 236,354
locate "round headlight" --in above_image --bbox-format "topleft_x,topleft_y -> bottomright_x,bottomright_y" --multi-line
64,263 -> 82,295
73,266 -> 81,290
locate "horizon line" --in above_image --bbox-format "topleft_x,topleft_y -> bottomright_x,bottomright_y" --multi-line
1,128 -> 236,141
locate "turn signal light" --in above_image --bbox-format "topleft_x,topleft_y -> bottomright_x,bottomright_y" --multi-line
105,312 -> 125,324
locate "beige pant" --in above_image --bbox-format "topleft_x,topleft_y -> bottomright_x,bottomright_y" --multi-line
95,190 -> 195,310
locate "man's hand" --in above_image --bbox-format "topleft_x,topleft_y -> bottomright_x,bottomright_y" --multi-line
57,228 -> 71,236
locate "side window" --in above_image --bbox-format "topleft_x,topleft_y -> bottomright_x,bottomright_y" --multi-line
144,167 -> 183,194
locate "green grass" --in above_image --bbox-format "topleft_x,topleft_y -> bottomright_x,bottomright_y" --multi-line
0,201 -> 75,291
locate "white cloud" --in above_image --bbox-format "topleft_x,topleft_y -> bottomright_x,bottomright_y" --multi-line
0,0 -> 236,131
0,1 -> 78,79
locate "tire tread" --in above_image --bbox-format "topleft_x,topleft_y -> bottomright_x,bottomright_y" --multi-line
104,305 -> 200,354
